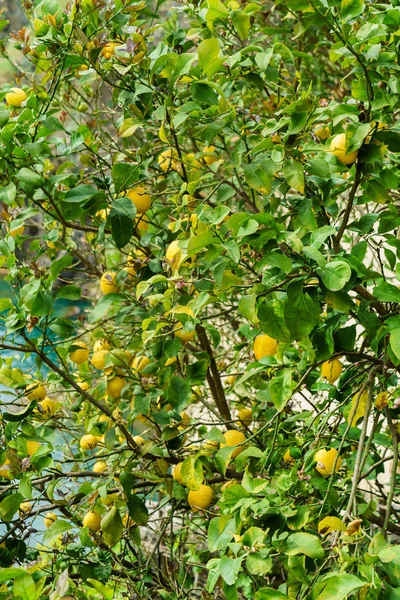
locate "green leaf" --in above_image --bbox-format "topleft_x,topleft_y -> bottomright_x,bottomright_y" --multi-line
88,293 -> 124,323
191,82 -> 219,106
206,0 -> 229,27
127,494 -> 148,526
181,455 -> 204,491
258,297 -> 292,342
49,255 -> 73,282
15,168 -> 44,188
110,196 -> 136,248
341,0 -> 364,21
373,282 -> 400,303
87,579 -> 114,600
246,553 -> 272,575
197,38 -> 220,75
390,329 -> 400,360
0,568 -> 29,583
13,573 -> 36,600
166,376 -> 192,412
269,369 -> 292,412
285,533 -> 324,559
283,159 -> 305,194
111,163 -> 139,194
0,183 -> 16,205
238,293 -> 259,324
64,184 -> 98,203
317,260 -> 351,291
0,493 -> 23,522
285,281 -> 319,340
374,130 -> 400,152
218,555 -> 243,585
188,231 -> 219,256
231,11 -> 251,40
208,516 -> 236,552
243,163 -> 272,191
313,572 -> 364,600
255,590 -> 289,600
0,298 -> 13,313
43,519 -> 72,542
101,506 -> 123,547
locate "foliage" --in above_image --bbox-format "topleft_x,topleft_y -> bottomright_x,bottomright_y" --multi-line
0,0 -> 399,598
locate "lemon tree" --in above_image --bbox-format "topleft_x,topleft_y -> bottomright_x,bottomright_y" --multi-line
0,0 -> 399,598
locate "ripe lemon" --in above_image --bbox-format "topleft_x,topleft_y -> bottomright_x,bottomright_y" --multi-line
221,430 -> 246,458
80,434 -> 99,451
173,462 -> 184,485
102,42 -> 119,59
92,461 -> 108,473
100,272 -> 118,295
187,484 -> 214,512
158,148 -> 178,172
253,334 -> 278,360
0,460 -> 13,480
283,449 -> 295,464
10,225 -> 25,237
83,511 -> 102,532
126,187 -> 151,215
44,512 -> 57,528
321,358 -> 342,384
227,374 -> 237,386
314,447 -> 342,476
106,376 -> 126,398
26,441 -> 41,456
136,214 -> 149,234
237,408 -> 252,424
166,240 -> 183,264
314,125 -> 330,140
131,355 -> 151,373
91,350 -> 109,370
69,342 -> 89,365
133,435 -> 145,446
93,339 -> 111,352
19,501 -> 31,513
202,145 -> 218,165
37,397 -> 57,415
26,382 -> 46,401
329,133 -> 358,165
5,87 -> 27,107
174,324 -> 195,343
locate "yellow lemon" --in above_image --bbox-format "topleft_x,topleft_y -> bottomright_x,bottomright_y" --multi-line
100,272 -> 118,295
106,376 -> 126,399
131,355 -> 151,373
80,434 -> 99,451
283,449 -> 295,465
314,126 -> 330,140
133,435 -> 145,446
5,87 -> 27,107
92,461 -> 108,473
237,408 -> 252,425
10,225 -> 25,237
101,492 -> 119,506
37,397 -> 57,416
26,441 -> 41,456
227,375 -> 237,386
314,448 -> 342,477
136,214 -> 149,234
321,358 -> 342,384
220,430 -> 246,459
329,133 -> 358,165
126,187 -> 151,215
26,382 -> 46,401
253,334 -> 278,360
158,148 -> 178,172
69,342 -> 89,365
188,484 -> 214,512
83,511 -> 102,532
202,145 -> 218,165
0,460 -> 13,480
91,350 -> 109,370
93,339 -> 111,352
174,324 -> 195,343
19,501 -> 31,513
102,42 -> 119,59
173,462 -> 184,485
44,512 -> 57,528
